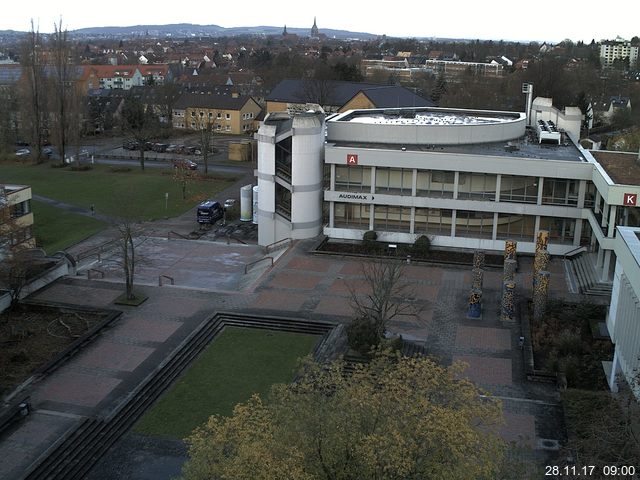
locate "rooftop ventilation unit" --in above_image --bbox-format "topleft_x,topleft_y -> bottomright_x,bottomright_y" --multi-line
537,120 -> 561,145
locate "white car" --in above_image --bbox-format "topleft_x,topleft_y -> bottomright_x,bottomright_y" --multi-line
15,148 -> 31,156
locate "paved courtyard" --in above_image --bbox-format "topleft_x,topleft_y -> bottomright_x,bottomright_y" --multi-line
0,232 -> 570,479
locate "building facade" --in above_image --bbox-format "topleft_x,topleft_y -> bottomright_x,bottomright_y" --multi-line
255,112 -> 325,246
256,107 -> 640,285
172,93 -> 261,134
600,40 -> 639,68
607,226 -> 640,397
0,184 -> 35,259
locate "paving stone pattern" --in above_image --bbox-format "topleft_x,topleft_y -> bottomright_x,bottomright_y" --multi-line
0,234 -> 570,479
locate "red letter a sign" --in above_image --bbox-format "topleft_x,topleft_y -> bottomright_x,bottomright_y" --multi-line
346,154 -> 358,165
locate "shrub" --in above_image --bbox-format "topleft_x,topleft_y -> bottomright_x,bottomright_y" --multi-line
413,235 -> 431,258
346,316 -> 381,356
363,230 -> 377,242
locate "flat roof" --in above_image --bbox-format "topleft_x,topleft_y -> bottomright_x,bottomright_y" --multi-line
329,128 -> 587,163
591,151 -> 640,186
336,107 -> 520,126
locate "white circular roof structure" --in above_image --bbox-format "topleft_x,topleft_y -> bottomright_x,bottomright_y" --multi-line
328,107 -> 527,146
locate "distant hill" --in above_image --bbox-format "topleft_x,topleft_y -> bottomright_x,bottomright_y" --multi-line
69,23 -> 379,40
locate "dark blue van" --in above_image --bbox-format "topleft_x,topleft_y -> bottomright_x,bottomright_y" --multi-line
197,200 -> 224,224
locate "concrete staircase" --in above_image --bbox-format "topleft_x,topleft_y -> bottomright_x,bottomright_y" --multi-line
566,253 -> 613,297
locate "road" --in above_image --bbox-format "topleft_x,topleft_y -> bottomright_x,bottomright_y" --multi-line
89,156 -> 251,175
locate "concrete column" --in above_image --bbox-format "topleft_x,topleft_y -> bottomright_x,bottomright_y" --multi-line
607,205 -> 617,237
453,171 -> 460,199
370,167 -> 376,194
535,230 -> 549,253
450,210 -> 457,237
537,177 -> 544,205
467,288 -> 482,319
501,281 -> 516,322
602,250 -> 612,282
594,190 -> 601,214
533,270 -> 550,322
597,245 -> 604,268
472,268 -> 484,290
573,219 -> 583,246
330,164 -> 336,190
602,201 -> 609,228
495,174 -> 502,202
410,207 -> 415,235
492,212 -> 498,240
329,201 -> 335,228
411,168 -> 417,197
504,240 -> 517,261
369,204 -> 375,231
609,349 -> 621,393
577,180 -> 586,209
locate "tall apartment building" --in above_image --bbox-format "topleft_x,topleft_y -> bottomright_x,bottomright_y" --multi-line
599,39 -> 639,68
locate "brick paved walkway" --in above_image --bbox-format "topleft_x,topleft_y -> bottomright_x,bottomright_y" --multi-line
0,234 -> 569,478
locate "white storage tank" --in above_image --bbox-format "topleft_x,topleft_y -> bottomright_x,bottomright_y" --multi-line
240,184 -> 253,222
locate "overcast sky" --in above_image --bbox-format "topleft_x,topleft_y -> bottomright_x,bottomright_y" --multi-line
3,0 -> 638,43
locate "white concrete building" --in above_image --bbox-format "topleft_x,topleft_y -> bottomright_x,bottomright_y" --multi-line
255,112 -> 325,246
530,97 -> 583,141
255,107 -> 640,284
599,39 -> 639,68
607,226 -> 640,396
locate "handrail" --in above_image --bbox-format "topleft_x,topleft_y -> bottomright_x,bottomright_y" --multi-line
87,269 -> 105,280
168,230 -> 189,240
76,238 -> 119,262
244,257 -> 273,274
159,275 -> 174,286
563,245 -> 587,259
264,238 -> 292,254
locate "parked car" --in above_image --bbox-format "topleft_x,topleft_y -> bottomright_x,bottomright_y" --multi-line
172,159 -> 198,170
42,147 -> 54,157
15,148 -> 31,156
197,200 -> 224,224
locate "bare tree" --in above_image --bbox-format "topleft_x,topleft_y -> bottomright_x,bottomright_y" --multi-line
117,219 -> 137,301
195,114 -> 216,174
120,95 -> 160,171
19,20 -> 47,162
172,163 -> 198,200
347,260 -> 420,353
50,18 -> 80,166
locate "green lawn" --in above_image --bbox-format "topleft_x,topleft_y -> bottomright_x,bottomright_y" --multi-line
1,161 -> 237,220
134,327 -> 319,439
32,200 -> 107,254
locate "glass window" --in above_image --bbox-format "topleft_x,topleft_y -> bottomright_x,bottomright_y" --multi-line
416,170 -> 454,198
335,166 -> 371,192
539,216 -> 575,244
334,202 -> 370,229
541,178 -> 578,206
457,172 -> 497,201
454,210 -> 494,238
217,112 -> 222,119
415,208 -> 453,236
225,113 -> 231,120
499,175 -> 538,204
496,214 -> 536,241
373,206 -> 411,232
375,168 -> 412,195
